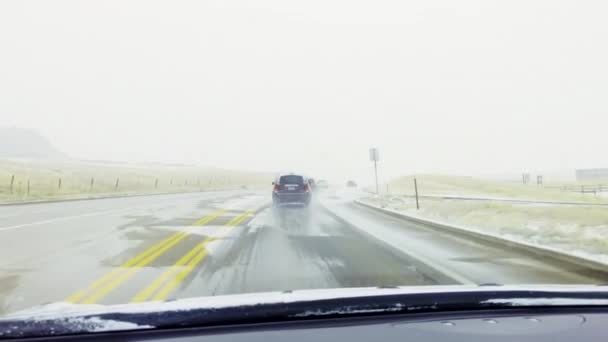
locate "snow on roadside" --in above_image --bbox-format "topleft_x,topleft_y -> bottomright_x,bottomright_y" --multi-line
365,196 -> 608,265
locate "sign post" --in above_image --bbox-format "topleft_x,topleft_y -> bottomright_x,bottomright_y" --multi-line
414,178 -> 420,210
369,148 -> 380,195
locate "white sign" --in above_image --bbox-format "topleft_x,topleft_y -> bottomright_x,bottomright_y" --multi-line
369,148 -> 379,162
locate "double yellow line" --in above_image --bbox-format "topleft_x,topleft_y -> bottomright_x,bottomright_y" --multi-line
131,209 -> 253,302
67,208 -> 227,304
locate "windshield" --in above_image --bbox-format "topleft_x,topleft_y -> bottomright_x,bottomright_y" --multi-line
2,0 -> 608,338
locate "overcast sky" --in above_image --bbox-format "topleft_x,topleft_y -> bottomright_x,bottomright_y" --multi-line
1,0 -> 607,183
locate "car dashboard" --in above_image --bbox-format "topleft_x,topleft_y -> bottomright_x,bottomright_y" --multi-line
27,309 -> 608,342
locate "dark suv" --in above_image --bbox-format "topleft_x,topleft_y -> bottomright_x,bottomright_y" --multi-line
272,173 -> 312,207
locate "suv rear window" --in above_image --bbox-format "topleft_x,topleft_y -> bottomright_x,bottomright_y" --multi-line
279,175 -> 304,185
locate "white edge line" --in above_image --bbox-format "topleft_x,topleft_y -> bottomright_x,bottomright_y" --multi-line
325,202 -> 477,285
0,208 -> 133,232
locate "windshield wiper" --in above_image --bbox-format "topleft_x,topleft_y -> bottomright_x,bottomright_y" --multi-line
2,288 -> 608,338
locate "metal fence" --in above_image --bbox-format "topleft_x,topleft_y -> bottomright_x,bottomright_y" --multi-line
2,173 -> 259,201
544,184 -> 608,194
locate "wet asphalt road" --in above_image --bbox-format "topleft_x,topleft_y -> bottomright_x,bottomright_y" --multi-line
0,190 -> 606,316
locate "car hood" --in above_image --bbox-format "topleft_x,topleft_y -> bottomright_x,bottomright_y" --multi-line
2,285 -> 608,338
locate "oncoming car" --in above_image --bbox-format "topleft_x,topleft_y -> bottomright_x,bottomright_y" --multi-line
272,173 -> 312,207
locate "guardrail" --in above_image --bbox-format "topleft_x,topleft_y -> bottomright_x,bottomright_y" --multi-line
544,184 -> 608,194
395,194 -> 608,206
354,199 -> 608,280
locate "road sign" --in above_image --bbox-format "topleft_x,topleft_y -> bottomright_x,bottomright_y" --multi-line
369,148 -> 379,162
369,148 -> 379,194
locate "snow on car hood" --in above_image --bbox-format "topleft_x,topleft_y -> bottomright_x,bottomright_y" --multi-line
4,284 -> 608,321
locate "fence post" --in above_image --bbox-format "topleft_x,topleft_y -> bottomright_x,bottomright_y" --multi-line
27,179 -> 30,196
414,178 -> 420,210
170,178 -> 173,186
9,175 -> 15,194
155,178 -> 159,189
90,177 -> 94,192
58,178 -> 62,191
115,178 -> 120,190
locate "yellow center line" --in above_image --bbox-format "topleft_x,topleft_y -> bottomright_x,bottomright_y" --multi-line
66,232 -> 187,303
226,210 -> 253,226
130,240 -> 211,303
79,232 -> 190,304
130,209 -> 254,303
234,209 -> 254,225
152,248 -> 209,301
66,208 -> 226,304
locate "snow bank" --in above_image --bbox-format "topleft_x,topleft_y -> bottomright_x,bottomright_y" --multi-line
365,196 -> 608,265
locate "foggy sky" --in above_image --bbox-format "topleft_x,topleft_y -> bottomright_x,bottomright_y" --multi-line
1,0 -> 608,183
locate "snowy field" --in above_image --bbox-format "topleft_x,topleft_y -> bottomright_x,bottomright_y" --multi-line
385,175 -> 608,204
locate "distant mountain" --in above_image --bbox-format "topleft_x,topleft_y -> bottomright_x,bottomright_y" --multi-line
0,127 -> 66,159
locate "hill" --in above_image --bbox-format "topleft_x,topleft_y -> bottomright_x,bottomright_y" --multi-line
0,127 -> 66,159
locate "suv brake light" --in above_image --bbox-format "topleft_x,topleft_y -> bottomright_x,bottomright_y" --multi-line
273,184 -> 280,192
304,184 -> 310,192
